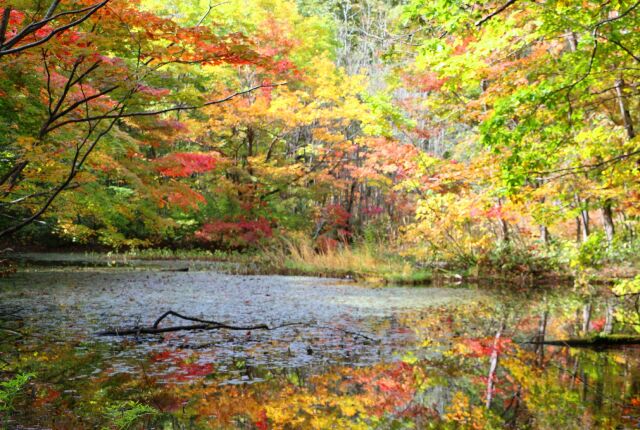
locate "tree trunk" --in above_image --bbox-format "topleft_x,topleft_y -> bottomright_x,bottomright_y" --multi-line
602,200 -> 615,243
615,78 -> 636,140
574,194 -> 590,242
486,320 -> 505,409
603,301 -> 615,335
497,198 -> 509,243
576,216 -> 582,244
535,311 -> 548,366
582,302 -> 592,334
540,225 -> 550,245
580,207 -> 590,242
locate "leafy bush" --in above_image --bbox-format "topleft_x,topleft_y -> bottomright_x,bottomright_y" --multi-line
572,232 -> 606,269
478,241 -> 558,275
612,276 -> 640,333
195,217 -> 273,250
604,237 -> 640,265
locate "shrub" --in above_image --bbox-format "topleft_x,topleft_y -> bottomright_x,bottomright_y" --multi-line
572,232 -> 606,269
195,217 -> 273,250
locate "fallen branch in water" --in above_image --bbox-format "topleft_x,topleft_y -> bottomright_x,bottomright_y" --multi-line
98,310 -> 271,335
524,334 -> 640,348
97,310 -> 378,342
0,327 -> 23,337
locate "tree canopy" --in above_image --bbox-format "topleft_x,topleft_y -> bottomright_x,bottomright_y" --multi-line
0,0 -> 638,267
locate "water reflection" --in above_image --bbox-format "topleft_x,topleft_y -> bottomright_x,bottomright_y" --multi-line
1,268 -> 639,429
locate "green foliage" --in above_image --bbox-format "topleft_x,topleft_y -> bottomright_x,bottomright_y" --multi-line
103,401 -> 158,430
572,232 -> 607,270
613,275 -> 640,297
479,241 -> 557,275
3,0 -> 640,279
612,275 -> 640,333
0,373 -> 34,414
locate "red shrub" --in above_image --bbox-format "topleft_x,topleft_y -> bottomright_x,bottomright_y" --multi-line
155,152 -> 217,178
196,217 -> 273,249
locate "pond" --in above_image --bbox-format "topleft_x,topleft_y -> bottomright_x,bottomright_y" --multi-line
1,256 -> 639,429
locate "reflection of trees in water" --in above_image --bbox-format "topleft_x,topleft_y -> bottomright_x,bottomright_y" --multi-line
393,289 -> 640,428
3,287 -> 640,428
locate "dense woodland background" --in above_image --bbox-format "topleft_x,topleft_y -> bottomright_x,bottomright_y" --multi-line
1,0 -> 639,274
3,2 -> 640,428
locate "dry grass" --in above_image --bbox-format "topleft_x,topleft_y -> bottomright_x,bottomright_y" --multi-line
262,239 -> 431,284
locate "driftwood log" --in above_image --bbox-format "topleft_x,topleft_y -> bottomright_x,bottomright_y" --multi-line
97,310 -> 377,342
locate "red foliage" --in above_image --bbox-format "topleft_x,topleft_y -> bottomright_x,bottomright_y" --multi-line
155,152 -> 218,177
471,204 -> 511,220
315,204 -> 351,249
362,205 -> 383,217
404,72 -> 447,92
196,217 -> 273,248
34,387 -> 61,407
177,361 -> 214,380
591,317 -> 606,332
274,58 -> 294,73
484,205 -> 506,219
414,128 -> 434,139
137,84 -> 171,98
452,35 -> 476,55
463,337 -> 513,358
166,187 -> 206,210
354,362 -> 416,416
316,236 -> 340,253
255,410 -> 269,430
151,350 -> 183,362
324,204 -> 351,229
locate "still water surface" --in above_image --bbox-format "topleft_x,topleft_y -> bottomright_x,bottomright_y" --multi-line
1,258 -> 639,429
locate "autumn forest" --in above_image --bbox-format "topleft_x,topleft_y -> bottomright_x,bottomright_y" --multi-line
1,0 -> 640,429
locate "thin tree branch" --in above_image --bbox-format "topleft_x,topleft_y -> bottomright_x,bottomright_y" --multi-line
476,0 -> 518,28
46,83 -> 287,133
0,6 -> 11,47
0,0 -> 109,57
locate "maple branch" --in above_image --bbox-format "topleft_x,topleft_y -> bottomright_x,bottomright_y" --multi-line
0,161 -> 28,189
46,83 -> 287,133
195,1 -> 229,27
53,85 -> 118,123
600,34 -> 640,63
0,6 -> 11,47
44,1 -> 62,20
475,0 -> 518,28
0,183 -> 80,206
0,213 -> 47,226
48,57 -> 84,121
522,3 -> 640,125
532,148 -> 640,181
0,79 -> 275,237
0,0 -> 109,57
561,0 -> 640,92
0,103 -> 125,238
